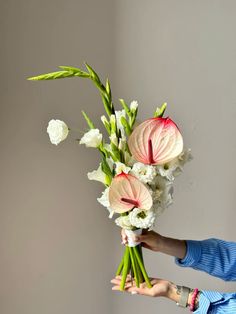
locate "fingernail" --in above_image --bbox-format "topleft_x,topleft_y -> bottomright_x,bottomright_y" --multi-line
131,291 -> 138,295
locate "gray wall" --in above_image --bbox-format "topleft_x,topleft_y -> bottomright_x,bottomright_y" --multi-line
0,1 -> 235,314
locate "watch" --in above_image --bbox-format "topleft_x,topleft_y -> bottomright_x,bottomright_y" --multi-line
176,286 -> 190,308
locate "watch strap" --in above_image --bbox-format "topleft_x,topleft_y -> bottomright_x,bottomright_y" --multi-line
176,286 -> 190,308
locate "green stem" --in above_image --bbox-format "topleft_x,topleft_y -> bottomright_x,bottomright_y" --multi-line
137,244 -> 144,263
129,247 -> 139,287
116,253 -> 124,276
133,246 -> 152,288
120,246 -> 131,290
133,249 -> 144,283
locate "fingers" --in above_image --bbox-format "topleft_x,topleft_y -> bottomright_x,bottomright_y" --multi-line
121,229 -> 128,245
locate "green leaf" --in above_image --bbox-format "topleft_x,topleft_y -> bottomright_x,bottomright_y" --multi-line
82,111 -> 95,129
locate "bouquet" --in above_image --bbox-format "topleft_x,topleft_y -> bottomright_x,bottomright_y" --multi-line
28,63 -> 192,290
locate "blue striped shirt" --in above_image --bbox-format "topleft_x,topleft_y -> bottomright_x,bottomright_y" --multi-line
175,238 -> 236,313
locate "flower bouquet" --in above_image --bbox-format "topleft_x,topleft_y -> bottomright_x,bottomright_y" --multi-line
28,63 -> 192,290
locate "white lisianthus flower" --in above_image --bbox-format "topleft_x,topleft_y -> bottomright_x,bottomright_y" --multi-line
115,162 -> 131,175
97,187 -> 114,218
115,215 -> 132,230
150,175 -> 174,215
156,161 -> 178,181
156,148 -> 193,181
115,109 -> 126,136
79,129 -> 102,148
47,119 -> 69,145
129,208 -> 156,230
131,162 -> 157,184
130,100 -> 138,112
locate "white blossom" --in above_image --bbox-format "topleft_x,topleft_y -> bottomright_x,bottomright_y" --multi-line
130,100 -> 138,112
149,175 -> 174,215
115,162 -> 131,175
129,208 -> 156,230
79,129 -> 102,148
47,119 -> 69,145
115,110 -> 126,136
97,187 -> 114,218
87,164 -> 105,184
131,162 -> 157,184
118,136 -> 127,151
156,148 -> 193,181
115,215 -> 132,230
109,133 -> 118,146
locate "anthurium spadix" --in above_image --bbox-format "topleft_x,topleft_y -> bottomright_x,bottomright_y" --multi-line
109,173 -> 153,214
128,117 -> 183,165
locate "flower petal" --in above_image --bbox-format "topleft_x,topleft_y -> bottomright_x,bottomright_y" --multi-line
128,117 -> 183,165
109,173 -> 153,213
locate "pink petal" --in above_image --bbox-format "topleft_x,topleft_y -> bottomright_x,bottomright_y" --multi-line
109,173 -> 153,214
128,117 -> 183,165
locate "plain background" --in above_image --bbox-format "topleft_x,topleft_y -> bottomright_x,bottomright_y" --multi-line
0,1 -> 235,313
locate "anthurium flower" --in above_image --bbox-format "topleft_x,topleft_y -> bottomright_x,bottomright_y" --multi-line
109,172 -> 153,213
128,117 -> 183,165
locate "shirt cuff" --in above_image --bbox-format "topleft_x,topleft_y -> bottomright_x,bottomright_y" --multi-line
175,240 -> 202,267
193,291 -> 234,314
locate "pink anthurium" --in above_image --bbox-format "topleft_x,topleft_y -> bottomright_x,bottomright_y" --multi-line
109,173 -> 153,214
128,117 -> 183,165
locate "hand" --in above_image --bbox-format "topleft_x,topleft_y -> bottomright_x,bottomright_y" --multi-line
111,274 -> 170,298
121,229 -> 187,259
121,229 -> 163,252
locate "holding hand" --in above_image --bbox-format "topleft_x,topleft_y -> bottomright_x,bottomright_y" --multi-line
121,229 -> 187,260
111,274 -> 170,297
121,229 -> 162,252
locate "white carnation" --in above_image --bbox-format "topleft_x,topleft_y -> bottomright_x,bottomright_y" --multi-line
129,208 -> 156,230
115,162 -> 131,175
79,129 -> 102,148
47,119 -> 69,145
97,187 -> 114,218
115,215 -> 132,230
131,162 -> 157,184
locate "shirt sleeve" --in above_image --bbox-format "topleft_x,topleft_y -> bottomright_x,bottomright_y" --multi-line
175,238 -> 236,281
193,291 -> 236,314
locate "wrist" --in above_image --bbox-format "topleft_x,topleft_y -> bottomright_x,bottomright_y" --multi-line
165,281 -> 181,303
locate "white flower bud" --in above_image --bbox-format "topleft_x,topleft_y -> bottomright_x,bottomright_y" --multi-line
130,100 -> 138,112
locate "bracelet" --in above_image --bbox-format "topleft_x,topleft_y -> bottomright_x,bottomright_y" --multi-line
176,286 -> 190,308
189,288 -> 199,312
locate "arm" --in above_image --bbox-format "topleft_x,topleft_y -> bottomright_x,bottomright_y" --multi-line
175,238 -> 236,281
122,231 -> 236,281
111,275 -> 236,313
